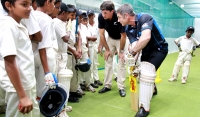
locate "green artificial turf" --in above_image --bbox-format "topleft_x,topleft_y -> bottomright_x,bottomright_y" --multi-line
1,49 -> 200,117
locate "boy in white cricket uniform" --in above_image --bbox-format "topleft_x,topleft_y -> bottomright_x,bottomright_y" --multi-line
78,12 -> 96,93
53,2 -> 78,114
0,0 -> 39,116
67,9 -> 83,102
33,0 -> 57,99
0,1 -> 42,114
169,26 -> 200,84
86,10 -> 103,87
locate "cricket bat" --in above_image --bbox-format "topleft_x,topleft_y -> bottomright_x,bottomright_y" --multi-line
129,52 -> 140,112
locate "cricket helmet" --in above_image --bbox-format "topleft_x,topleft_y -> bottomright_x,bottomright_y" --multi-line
75,59 -> 91,72
39,81 -> 68,117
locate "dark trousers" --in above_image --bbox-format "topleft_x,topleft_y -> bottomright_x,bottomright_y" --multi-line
141,49 -> 168,71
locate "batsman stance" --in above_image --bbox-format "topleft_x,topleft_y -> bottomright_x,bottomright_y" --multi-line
168,26 -> 200,84
117,4 -> 168,117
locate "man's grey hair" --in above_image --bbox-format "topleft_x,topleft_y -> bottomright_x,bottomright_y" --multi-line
117,4 -> 135,16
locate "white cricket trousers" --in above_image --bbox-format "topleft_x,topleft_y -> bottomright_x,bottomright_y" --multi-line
88,42 -> 99,82
171,51 -> 192,80
5,85 -> 39,117
78,44 -> 92,86
0,87 -> 5,105
34,47 -> 57,97
104,37 -> 126,89
66,51 -> 78,92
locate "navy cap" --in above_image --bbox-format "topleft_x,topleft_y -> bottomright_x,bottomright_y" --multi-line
82,12 -> 88,19
60,2 -> 68,12
87,10 -> 95,15
76,9 -> 83,17
186,26 -> 195,32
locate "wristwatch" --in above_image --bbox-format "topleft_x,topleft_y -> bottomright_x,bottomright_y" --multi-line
120,50 -> 125,53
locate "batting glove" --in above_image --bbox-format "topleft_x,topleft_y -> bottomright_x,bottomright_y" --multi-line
125,53 -> 135,66
66,19 -> 72,32
44,72 -> 58,89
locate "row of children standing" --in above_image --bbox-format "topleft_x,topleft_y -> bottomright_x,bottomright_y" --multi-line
0,0 -> 102,116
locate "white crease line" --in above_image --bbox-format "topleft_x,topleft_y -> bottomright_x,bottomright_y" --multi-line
92,100 -> 133,112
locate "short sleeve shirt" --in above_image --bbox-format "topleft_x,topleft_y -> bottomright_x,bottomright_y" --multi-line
87,23 -> 99,46
175,36 -> 200,53
21,7 -> 41,35
69,20 -> 76,45
33,11 -> 54,49
53,18 -> 68,53
0,16 -> 36,92
98,11 -> 125,39
79,24 -> 88,44
126,13 -> 168,52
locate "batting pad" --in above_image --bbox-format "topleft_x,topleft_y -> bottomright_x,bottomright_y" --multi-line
139,62 -> 156,111
140,62 -> 156,83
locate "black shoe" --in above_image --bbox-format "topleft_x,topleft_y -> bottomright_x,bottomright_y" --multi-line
98,87 -> 111,93
75,92 -> 82,98
80,84 -> 86,91
119,89 -> 126,97
135,107 -> 149,117
153,83 -> 157,96
114,77 -> 117,82
68,95 -> 79,103
94,80 -> 103,86
91,83 -> 99,88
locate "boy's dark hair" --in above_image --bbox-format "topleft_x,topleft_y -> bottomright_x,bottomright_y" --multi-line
100,1 -> 115,11
1,0 -> 16,13
66,4 -> 76,13
32,0 -> 36,3
54,0 -> 61,5
58,3 -> 76,15
36,0 -> 53,7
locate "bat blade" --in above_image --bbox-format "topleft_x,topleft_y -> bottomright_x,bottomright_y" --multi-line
129,66 -> 139,112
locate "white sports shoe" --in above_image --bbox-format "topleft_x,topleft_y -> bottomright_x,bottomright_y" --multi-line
77,86 -> 85,95
168,77 -> 177,82
66,106 -> 72,112
57,110 -> 69,117
86,85 -> 96,93
181,79 -> 186,84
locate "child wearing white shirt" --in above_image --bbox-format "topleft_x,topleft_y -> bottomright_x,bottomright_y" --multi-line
78,12 -> 96,93
0,0 -> 39,116
33,0 -> 57,100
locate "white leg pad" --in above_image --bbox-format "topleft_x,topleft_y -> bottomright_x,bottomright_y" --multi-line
139,62 -> 156,111
139,81 -> 154,111
140,62 -> 156,83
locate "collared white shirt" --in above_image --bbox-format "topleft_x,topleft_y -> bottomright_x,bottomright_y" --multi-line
53,18 -> 68,53
175,35 -> 200,53
87,22 -> 99,46
79,23 -> 88,44
0,16 -> 36,92
21,7 -> 41,35
33,11 -> 57,50
69,20 -> 77,45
